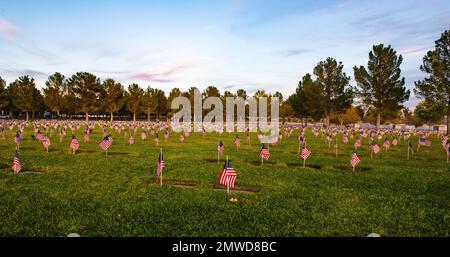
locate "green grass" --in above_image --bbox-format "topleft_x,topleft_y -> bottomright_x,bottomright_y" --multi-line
0,124 -> 449,236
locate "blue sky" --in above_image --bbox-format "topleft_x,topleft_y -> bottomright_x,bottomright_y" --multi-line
0,0 -> 449,108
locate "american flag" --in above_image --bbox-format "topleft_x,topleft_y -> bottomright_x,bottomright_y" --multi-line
83,131 -> 89,142
36,130 -> 44,141
164,130 -> 169,140
234,136 -> 240,148
179,134 -> 185,142
300,145 -> 311,160
141,131 -> 147,141
383,138 -> 390,149
392,138 -> 398,146
441,137 -> 448,149
157,152 -> 165,177
69,135 -> 80,151
350,150 -> 361,168
218,140 -> 224,153
354,138 -> 361,148
219,160 -> 237,188
259,144 -> 270,160
14,131 -> 21,145
343,135 -> 349,144
371,141 -> 380,154
129,136 -> 135,145
419,137 -> 431,146
99,135 -> 113,150
42,135 -> 51,149
12,150 -> 21,173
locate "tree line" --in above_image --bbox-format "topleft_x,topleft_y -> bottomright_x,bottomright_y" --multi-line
0,30 -> 448,133
287,30 -> 449,134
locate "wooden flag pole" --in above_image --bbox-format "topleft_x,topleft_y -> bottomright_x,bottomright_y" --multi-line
226,155 -> 229,195
298,140 -> 301,155
160,148 -> 163,187
335,140 -> 338,157
407,144 -> 410,160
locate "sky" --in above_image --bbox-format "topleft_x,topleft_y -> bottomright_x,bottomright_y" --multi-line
0,0 -> 449,108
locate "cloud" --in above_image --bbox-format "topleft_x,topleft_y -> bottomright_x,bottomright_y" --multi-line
0,17 -> 19,38
398,47 -> 431,56
129,64 -> 193,82
281,49 -> 312,57
0,68 -> 48,78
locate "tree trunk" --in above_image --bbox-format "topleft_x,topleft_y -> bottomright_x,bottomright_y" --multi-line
133,113 -> 136,124
85,113 -> 89,122
26,112 -> 29,121
376,112 -> 381,129
110,112 -> 114,122
326,115 -> 330,127
32,111 -> 35,120
57,110 -> 60,118
447,104 -> 450,135
147,112 -> 150,122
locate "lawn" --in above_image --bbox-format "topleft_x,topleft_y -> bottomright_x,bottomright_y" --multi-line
0,123 -> 449,236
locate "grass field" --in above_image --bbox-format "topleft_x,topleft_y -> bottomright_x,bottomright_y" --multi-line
0,124 -> 449,236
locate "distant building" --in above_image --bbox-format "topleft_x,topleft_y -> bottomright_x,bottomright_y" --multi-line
355,122 -> 376,129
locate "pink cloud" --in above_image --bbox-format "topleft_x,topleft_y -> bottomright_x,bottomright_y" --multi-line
398,47 -> 431,56
129,64 -> 194,82
0,18 -> 19,38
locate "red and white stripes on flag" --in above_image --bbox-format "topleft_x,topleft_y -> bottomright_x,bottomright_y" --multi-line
12,151 -> 21,173
300,146 -> 311,160
129,136 -> 135,145
42,135 -> 50,149
69,136 -> 80,151
219,160 -> 237,188
259,144 -> 270,160
371,141 -> 380,154
99,135 -> 113,150
83,132 -> 89,142
157,152 -> 165,177
218,141 -> 224,153
350,151 -> 361,168
234,137 -> 241,148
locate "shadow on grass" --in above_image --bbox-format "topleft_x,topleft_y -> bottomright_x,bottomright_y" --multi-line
330,165 -> 371,172
212,183 -> 261,193
286,163 -> 321,169
247,160 -> 276,166
147,177 -> 198,188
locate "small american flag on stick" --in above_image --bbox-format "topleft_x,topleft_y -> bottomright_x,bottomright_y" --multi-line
99,135 -> 113,154
218,140 -> 224,153
69,135 -> 80,153
14,131 -> 21,148
234,135 -> 240,149
157,150 -> 165,177
42,135 -> 50,152
129,136 -> 135,145
350,150 -> 361,171
371,141 -> 380,155
219,159 -> 237,190
259,143 -> 270,161
12,150 -> 21,174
